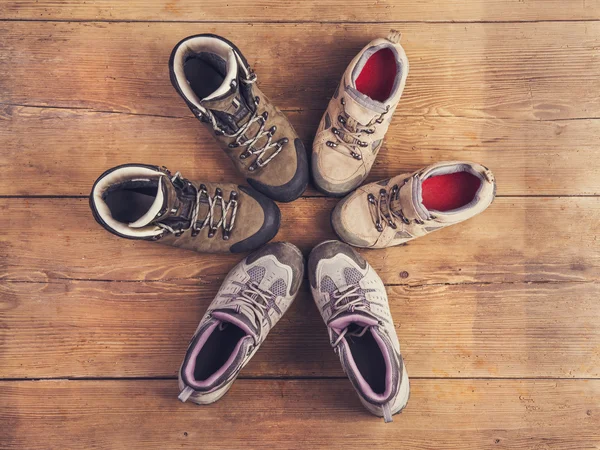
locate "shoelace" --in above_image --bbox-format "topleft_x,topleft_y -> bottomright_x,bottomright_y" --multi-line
204,76 -> 288,171
229,280 -> 277,340
367,176 -> 426,232
157,172 -> 238,240
330,284 -> 377,347
326,97 -> 389,160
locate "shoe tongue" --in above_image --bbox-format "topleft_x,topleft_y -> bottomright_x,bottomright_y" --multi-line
128,176 -> 180,228
328,312 -> 379,332
200,52 -> 253,133
211,308 -> 260,343
390,175 -> 429,222
344,86 -> 388,126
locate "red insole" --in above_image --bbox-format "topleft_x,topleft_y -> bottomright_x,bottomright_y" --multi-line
422,172 -> 482,212
355,48 -> 396,102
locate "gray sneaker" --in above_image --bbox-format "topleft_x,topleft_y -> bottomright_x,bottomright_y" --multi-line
308,240 -> 409,422
178,242 -> 304,404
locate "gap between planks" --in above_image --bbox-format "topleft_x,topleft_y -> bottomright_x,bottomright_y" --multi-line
1,19 -> 600,24
3,101 -> 600,123
3,376 -> 599,381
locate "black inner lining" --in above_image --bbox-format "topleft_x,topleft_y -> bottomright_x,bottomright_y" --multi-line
184,53 -> 227,100
103,181 -> 158,224
347,324 -> 387,395
194,323 -> 246,381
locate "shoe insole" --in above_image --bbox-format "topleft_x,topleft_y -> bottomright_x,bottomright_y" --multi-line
194,323 -> 246,381
104,185 -> 158,224
347,325 -> 387,395
422,172 -> 482,212
184,56 -> 225,100
355,48 -> 397,102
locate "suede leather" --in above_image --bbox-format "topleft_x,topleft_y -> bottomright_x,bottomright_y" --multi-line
312,32 -> 409,196
169,34 -> 309,202
90,164 -> 280,254
331,161 -> 496,249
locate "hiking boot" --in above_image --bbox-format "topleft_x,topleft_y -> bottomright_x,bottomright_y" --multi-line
178,242 -> 304,404
312,30 -> 409,196
308,240 -> 409,422
89,163 -> 280,253
169,34 -> 309,203
332,161 -> 496,248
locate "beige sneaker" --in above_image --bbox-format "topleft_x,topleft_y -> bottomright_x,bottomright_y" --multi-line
170,34 -> 309,202
332,161 -> 496,248
312,30 -> 409,196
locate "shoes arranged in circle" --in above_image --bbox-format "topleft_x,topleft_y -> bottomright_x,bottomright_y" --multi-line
89,30 -> 496,423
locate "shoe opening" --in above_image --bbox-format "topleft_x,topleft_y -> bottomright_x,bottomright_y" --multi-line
184,53 -> 227,100
103,179 -> 159,224
422,172 -> 482,212
346,324 -> 387,395
355,48 -> 397,102
183,321 -> 249,389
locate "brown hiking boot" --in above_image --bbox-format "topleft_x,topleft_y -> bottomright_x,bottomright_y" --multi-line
169,34 -> 309,203
89,164 -> 280,253
332,161 -> 496,248
312,30 -> 409,196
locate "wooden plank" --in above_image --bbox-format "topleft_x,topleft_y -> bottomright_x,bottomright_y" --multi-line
1,280 -> 598,379
2,0 -> 600,22
1,379 -> 599,449
2,197 -> 600,285
2,105 -> 600,196
1,22 -> 599,120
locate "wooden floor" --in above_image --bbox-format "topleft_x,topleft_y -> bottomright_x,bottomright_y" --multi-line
1,1 -> 600,448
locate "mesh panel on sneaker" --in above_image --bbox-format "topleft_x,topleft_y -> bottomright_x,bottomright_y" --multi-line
320,275 -> 338,294
344,267 -> 363,285
270,279 -> 287,298
247,266 -> 266,284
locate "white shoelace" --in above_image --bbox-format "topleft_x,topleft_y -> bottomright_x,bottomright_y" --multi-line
157,172 -> 238,238
201,76 -> 286,170
228,281 -> 275,340
330,285 -> 376,347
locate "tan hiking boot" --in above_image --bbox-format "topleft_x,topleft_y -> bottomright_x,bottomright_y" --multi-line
312,30 -> 409,196
332,161 -> 496,248
169,34 -> 309,203
90,164 -> 280,253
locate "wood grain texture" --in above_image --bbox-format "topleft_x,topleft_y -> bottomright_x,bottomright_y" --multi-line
2,197 -> 599,285
2,0 -> 600,22
3,105 -> 600,196
1,22 -> 599,120
2,379 -> 599,449
1,280 -> 599,379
